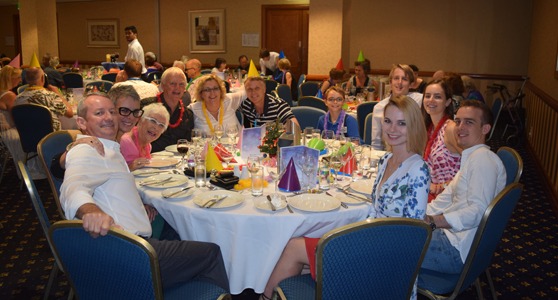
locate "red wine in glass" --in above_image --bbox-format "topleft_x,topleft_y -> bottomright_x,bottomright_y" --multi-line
177,145 -> 189,155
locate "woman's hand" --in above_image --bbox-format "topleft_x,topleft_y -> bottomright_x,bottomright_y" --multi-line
429,182 -> 447,195
74,137 -> 105,156
144,205 -> 159,222
129,157 -> 150,171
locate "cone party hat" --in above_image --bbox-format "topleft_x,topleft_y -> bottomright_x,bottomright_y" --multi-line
29,53 -> 41,68
205,145 -> 224,172
279,50 -> 286,59
335,58 -> 344,71
278,157 -> 301,192
357,50 -> 365,62
247,60 -> 260,77
8,54 -> 21,68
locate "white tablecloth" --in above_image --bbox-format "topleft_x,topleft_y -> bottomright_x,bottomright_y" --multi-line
138,177 -> 370,294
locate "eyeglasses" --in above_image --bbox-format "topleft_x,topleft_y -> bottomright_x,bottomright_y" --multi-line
201,87 -> 220,93
143,116 -> 167,130
326,97 -> 344,103
118,107 -> 144,118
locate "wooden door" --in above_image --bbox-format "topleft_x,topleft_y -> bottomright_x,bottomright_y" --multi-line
262,5 -> 309,84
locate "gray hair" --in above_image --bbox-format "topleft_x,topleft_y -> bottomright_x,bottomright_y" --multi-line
108,85 -> 140,105
161,67 -> 186,85
141,103 -> 170,130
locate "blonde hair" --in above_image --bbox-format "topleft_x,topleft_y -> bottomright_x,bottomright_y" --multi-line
195,74 -> 226,102
278,58 -> 291,70
0,65 -> 22,91
384,95 -> 427,155
388,64 -> 415,85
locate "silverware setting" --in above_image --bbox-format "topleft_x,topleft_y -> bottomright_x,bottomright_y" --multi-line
138,170 -> 170,176
325,191 -> 348,209
266,195 -> 276,211
338,188 -> 372,203
140,176 -> 172,186
286,203 -> 294,213
287,190 -> 324,197
205,196 -> 228,208
163,186 -> 193,198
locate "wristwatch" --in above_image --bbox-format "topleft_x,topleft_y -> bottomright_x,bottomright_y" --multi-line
428,215 -> 437,231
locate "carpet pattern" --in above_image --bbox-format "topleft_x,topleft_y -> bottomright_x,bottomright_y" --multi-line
0,136 -> 557,299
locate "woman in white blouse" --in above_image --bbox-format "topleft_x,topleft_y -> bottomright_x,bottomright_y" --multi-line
189,74 -> 246,134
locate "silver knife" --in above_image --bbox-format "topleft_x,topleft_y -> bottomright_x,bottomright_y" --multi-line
140,176 -> 172,186
342,190 -> 372,203
163,186 -> 193,198
206,196 -> 228,208
266,195 -> 276,211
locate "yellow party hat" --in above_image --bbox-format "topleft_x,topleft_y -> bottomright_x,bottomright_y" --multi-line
29,53 -> 41,68
247,59 -> 260,78
357,50 -> 365,62
205,145 -> 224,172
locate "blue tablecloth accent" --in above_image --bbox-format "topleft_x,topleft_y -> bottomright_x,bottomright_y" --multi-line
101,62 -> 125,71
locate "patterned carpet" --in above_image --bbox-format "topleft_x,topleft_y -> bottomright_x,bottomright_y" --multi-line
0,135 -> 557,299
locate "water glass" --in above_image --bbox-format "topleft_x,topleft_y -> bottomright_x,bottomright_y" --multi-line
194,159 -> 206,188
319,160 -> 331,190
312,129 -> 321,140
303,127 -> 314,146
251,167 -> 264,196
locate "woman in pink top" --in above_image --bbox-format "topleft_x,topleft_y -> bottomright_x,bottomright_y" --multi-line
421,79 -> 462,201
121,103 -> 170,171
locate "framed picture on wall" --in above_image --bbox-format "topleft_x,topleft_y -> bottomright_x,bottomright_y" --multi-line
189,9 -> 226,53
87,19 -> 119,47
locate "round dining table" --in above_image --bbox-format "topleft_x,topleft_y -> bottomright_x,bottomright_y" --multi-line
137,172 -> 370,294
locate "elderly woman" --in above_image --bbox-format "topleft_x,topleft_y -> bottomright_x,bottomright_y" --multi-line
190,74 -> 245,134
121,103 -> 170,171
345,59 -> 378,96
422,79 -> 461,201
316,86 -> 359,139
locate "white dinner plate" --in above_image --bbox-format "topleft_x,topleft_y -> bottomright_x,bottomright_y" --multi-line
193,190 -> 244,209
161,187 -> 194,200
254,196 -> 287,212
165,144 -> 178,153
140,174 -> 188,188
151,151 -> 174,157
132,168 -> 169,177
146,157 -> 179,168
288,194 -> 340,212
350,179 -> 374,196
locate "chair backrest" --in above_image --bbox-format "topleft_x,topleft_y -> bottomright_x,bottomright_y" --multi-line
11,104 -> 54,155
38,130 -> 74,219
497,146 -> 523,186
85,80 -> 113,92
200,69 -> 212,75
101,72 -> 117,82
276,84 -> 294,107
487,98 -> 503,141
452,183 -> 523,296
316,218 -> 431,299
17,84 -> 29,94
49,220 -> 163,300
63,72 -> 84,88
298,96 -> 327,111
264,79 -> 279,96
235,108 -> 243,125
356,101 -> 378,140
291,106 -> 326,131
299,81 -> 321,99
362,113 -> 373,145
146,71 -> 163,83
297,74 -> 306,89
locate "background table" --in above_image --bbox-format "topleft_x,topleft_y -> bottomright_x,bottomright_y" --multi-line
138,181 -> 370,294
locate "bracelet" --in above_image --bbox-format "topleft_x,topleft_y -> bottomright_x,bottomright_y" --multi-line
66,142 -> 74,152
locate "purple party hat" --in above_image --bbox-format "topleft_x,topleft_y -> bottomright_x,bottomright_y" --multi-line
278,157 -> 301,192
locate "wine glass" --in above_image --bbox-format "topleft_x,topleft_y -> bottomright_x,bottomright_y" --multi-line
246,155 -> 262,174
322,130 -> 335,153
177,139 -> 189,170
214,124 -> 224,144
265,162 -> 283,200
226,125 -> 239,145
298,153 -> 317,192
220,145 -> 234,168
329,152 -> 344,187
303,127 -> 314,146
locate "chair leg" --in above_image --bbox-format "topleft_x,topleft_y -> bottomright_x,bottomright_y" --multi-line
43,262 -> 59,300
485,269 -> 498,300
474,278 -> 485,300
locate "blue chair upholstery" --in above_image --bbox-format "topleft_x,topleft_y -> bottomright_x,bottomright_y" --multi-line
277,218 -> 432,300
418,183 -> 524,300
487,98 -> 503,141
298,96 -> 327,112
146,71 -> 163,83
49,220 -> 230,300
497,146 -> 523,185
63,72 -> 84,88
18,161 -> 71,300
356,101 -> 378,140
201,69 -> 212,75
101,72 -> 117,82
362,113 -> 373,145
291,106 -> 326,131
265,79 -> 279,96
276,84 -> 294,107
299,81 -> 320,99
85,80 -> 113,92
11,104 -> 54,164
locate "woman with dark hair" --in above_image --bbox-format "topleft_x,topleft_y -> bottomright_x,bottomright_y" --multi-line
211,57 -> 227,81
345,58 -> 378,96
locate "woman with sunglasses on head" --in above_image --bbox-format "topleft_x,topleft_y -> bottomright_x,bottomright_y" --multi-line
189,74 -> 246,135
120,103 -> 170,171
316,86 -> 359,139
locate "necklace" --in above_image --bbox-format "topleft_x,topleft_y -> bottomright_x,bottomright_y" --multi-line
157,92 -> 184,129
201,100 -> 224,133
324,109 -> 346,135
423,115 -> 449,160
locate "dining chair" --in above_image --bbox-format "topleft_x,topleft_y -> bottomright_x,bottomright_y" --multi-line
85,80 -> 113,93
418,183 -> 524,300
487,98 -> 503,141
298,96 -> 327,112
62,72 -> 84,88
146,71 -> 163,83
0,137 -> 10,185
362,113 -> 373,145
298,81 -> 321,100
38,130 -> 74,219
201,69 -> 212,75
11,103 -> 54,166
16,84 -> 29,94
17,161 -> 73,300
497,146 -> 523,186
356,101 -> 378,141
101,72 -> 117,82
276,218 -> 432,300
275,84 -> 294,107
265,79 -> 279,96
49,220 -> 230,300
291,106 -> 326,131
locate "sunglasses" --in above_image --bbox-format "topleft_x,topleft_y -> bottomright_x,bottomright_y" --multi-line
118,107 -> 144,118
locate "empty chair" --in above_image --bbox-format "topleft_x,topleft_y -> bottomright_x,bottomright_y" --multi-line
487,98 -> 503,141
276,218 -> 432,300
356,101 -> 378,141
497,146 -> 523,185
265,79 -> 279,95
275,84 -> 294,107
11,104 -> 54,165
298,96 -> 327,111
418,183 -> 524,300
85,80 -> 113,92
146,71 -> 163,83
101,72 -> 117,82
292,106 -> 326,131
62,72 -> 84,88
299,81 -> 321,99
362,112 -> 373,145
49,220 -> 230,300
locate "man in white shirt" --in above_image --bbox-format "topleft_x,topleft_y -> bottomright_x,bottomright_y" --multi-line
112,59 -> 159,99
419,100 -> 507,277
124,25 -> 146,74
259,49 -> 279,76
60,92 -> 229,291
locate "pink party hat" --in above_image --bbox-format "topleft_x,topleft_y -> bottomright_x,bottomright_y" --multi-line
8,54 -> 21,68
278,158 -> 301,192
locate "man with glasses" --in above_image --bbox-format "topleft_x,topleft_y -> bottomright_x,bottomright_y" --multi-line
112,59 -> 159,100
185,58 -> 203,97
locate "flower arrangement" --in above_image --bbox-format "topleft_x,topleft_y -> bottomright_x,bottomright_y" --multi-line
259,118 -> 284,157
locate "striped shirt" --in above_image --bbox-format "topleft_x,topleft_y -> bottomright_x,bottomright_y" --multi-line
241,93 -> 294,128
